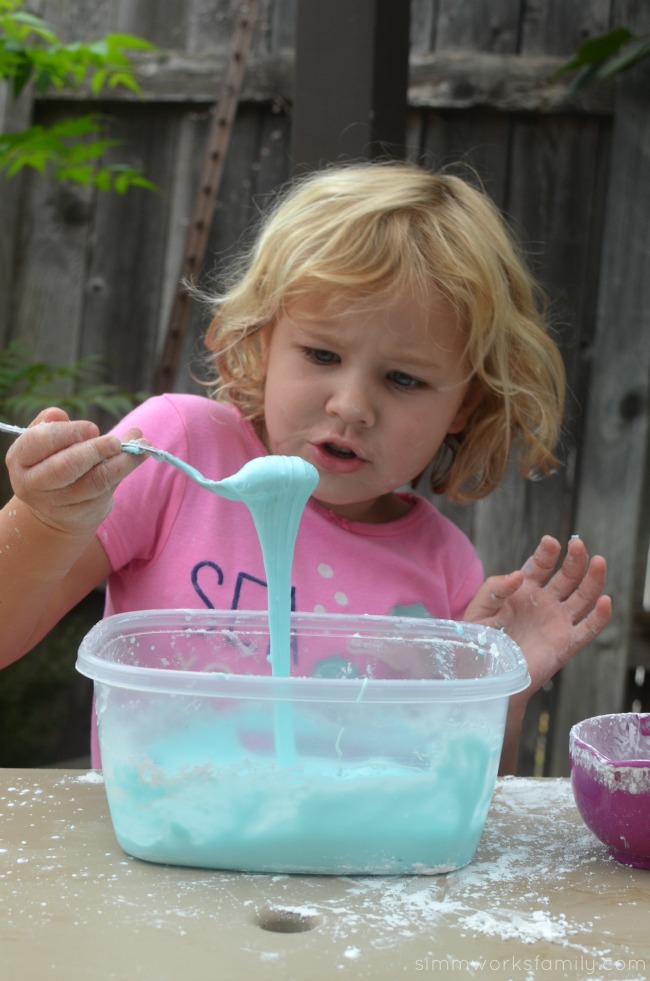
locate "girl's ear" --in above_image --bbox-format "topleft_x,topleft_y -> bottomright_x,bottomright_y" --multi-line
448,377 -> 485,435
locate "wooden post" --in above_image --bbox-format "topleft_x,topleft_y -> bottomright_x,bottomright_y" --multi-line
290,0 -> 410,172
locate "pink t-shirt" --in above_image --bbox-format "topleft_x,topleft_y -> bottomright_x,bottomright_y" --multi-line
100,394 -> 482,621
92,394 -> 484,763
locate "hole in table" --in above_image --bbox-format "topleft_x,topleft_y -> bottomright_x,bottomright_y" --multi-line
256,904 -> 320,933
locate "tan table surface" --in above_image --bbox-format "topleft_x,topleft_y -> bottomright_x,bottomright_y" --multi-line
1,769 -> 648,981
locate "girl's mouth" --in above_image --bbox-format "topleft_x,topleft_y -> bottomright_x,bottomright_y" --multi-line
310,441 -> 366,474
323,442 -> 357,459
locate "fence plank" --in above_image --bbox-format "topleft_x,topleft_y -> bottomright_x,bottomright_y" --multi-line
434,0 -> 521,52
410,0 -> 437,55
0,0 -> 46,347
551,58 -> 650,773
174,104 -> 292,395
75,103 -> 188,396
5,104 -> 96,368
40,0 -> 121,40
519,0 -> 611,55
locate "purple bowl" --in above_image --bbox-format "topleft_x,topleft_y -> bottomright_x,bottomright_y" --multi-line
569,713 -> 650,869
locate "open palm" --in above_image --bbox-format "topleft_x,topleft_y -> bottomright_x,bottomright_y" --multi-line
464,535 -> 611,697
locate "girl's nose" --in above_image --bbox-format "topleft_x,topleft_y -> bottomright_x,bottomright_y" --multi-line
325,373 -> 375,427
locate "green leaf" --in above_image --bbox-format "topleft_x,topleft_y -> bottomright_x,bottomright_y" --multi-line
3,10 -> 57,38
594,35 -> 650,80
557,27 -> 634,75
0,341 -> 146,424
87,39 -> 109,60
47,114 -> 107,138
6,152 -> 46,175
93,169 -> 113,192
34,67 -> 54,96
65,138 -> 120,163
107,71 -> 141,94
123,174 -> 159,193
114,170 -> 132,194
11,52 -> 32,97
54,163 -> 95,184
0,2 -> 156,194
90,67 -> 108,95
103,33 -> 158,53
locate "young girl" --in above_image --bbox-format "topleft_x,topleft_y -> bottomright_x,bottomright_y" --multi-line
0,162 -> 610,773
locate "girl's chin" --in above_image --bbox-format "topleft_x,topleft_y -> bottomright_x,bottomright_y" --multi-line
311,491 -> 410,524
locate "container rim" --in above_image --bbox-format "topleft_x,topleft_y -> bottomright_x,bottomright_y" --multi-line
570,713 -> 650,768
76,609 -> 531,703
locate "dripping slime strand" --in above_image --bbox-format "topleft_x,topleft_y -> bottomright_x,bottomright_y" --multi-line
121,442 -> 319,765
209,456 -> 319,766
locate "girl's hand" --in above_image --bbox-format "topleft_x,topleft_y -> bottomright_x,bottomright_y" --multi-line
5,407 -> 144,536
463,535 -> 611,698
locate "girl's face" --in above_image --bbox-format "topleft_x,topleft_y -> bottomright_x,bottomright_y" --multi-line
260,291 -> 477,523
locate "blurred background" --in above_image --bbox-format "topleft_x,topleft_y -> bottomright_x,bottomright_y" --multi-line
1,0 -> 648,773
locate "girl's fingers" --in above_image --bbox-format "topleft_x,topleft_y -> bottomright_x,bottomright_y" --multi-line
519,536 -> 562,585
463,571 -> 523,623
521,536 -> 603,609
4,412 -> 146,535
18,433 -> 117,493
29,407 -> 72,426
10,419 -> 101,469
9,419 -> 145,504
539,538 -> 606,613
561,594 -> 612,661
563,554 -> 609,625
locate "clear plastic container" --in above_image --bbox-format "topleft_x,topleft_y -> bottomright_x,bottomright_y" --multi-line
77,610 -> 530,875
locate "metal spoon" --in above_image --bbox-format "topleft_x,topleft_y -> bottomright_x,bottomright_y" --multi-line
0,421 -> 318,502
121,440 -> 319,502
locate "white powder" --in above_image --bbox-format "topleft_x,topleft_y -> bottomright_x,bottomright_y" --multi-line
73,771 -> 105,785
282,779 -> 614,962
570,742 -> 650,794
2,774 -> 646,977
460,908 -> 569,944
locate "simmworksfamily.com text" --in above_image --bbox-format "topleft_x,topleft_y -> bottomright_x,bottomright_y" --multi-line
414,955 -> 646,975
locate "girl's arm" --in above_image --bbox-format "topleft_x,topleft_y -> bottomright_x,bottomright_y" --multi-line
0,408 -> 144,667
463,535 -> 612,774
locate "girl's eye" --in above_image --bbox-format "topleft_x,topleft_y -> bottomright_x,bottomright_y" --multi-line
388,370 -> 424,390
305,348 -> 339,365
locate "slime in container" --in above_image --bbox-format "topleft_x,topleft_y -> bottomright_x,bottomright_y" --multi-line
77,609 -> 530,875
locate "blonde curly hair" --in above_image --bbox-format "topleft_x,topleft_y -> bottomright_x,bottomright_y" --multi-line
203,162 -> 565,503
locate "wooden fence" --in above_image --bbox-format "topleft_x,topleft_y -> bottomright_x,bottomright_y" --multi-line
1,0 -> 649,773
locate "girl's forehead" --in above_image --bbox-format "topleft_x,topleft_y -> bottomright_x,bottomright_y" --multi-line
284,289 -> 466,337
282,290 -> 469,361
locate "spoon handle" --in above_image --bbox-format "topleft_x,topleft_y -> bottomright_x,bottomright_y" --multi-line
0,423 -> 220,493
0,422 -> 167,460
121,440 -> 221,493
0,421 -> 30,435
0,423 -> 174,465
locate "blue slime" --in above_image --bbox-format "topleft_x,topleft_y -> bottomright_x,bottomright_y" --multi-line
121,444 -> 319,764
97,445 -> 506,874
